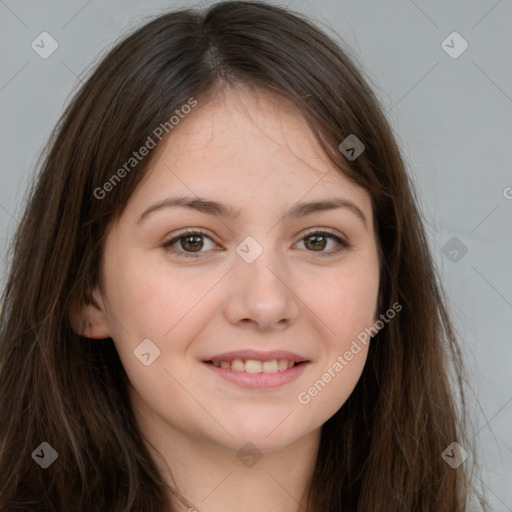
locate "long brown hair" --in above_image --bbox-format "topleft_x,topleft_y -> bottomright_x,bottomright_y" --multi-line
0,1 -> 487,510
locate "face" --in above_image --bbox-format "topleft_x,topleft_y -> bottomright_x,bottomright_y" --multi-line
84,85 -> 380,454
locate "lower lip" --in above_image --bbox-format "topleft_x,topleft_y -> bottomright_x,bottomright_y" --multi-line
202,361 -> 309,389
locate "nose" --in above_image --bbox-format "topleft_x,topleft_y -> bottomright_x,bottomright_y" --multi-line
223,243 -> 301,331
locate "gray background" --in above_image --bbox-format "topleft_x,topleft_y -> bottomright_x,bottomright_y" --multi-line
1,0 -> 511,509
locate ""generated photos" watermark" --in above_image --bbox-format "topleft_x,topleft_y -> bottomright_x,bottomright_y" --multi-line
297,301 -> 402,405
94,97 -> 197,200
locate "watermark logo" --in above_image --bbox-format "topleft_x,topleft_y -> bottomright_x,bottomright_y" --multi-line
32,442 -> 58,469
442,442 -> 468,469
442,236 -> 468,263
31,32 -> 59,59
237,442 -> 262,468
134,338 -> 161,366
338,134 -> 365,161
441,31 -> 468,59
236,236 -> 264,263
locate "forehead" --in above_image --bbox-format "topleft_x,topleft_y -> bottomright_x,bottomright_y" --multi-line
127,84 -> 373,226
158,85 -> 332,177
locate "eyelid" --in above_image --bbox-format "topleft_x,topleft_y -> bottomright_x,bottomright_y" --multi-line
164,227 -> 217,243
298,227 -> 347,242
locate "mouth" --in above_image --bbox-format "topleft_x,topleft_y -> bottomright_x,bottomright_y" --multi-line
201,351 -> 310,389
203,358 -> 307,373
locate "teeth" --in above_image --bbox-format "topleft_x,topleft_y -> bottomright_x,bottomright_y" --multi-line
278,359 -> 289,371
262,360 -> 278,373
212,358 -> 298,373
231,359 -> 245,372
245,360 -> 262,373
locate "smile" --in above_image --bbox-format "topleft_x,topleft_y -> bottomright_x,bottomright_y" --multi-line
202,359 -> 309,389
207,358 -> 297,373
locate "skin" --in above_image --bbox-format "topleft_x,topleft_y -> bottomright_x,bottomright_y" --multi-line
76,84 -> 381,512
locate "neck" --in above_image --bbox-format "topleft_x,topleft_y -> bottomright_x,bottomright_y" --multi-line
139,414 -> 321,512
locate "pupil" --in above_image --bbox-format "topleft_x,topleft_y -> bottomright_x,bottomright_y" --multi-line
182,235 -> 203,252
306,235 -> 326,251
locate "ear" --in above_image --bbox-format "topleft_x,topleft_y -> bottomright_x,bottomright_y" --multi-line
69,286 -> 111,339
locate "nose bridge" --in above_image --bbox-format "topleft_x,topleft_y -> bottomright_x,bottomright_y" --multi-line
239,250 -> 282,292
236,236 -> 288,297
224,234 -> 300,328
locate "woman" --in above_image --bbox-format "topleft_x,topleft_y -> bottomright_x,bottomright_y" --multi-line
0,1 -> 487,510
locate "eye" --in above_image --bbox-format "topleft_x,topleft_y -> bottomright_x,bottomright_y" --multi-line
162,230 -> 218,258
295,230 -> 350,255
162,228 -> 350,259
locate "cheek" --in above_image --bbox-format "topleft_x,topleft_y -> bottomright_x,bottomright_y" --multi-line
100,257 -> 214,420
102,251 -> 213,340
101,254 -> 225,402
297,345 -> 368,428
306,260 -> 380,342
294,260 -> 378,414
295,296 -> 374,424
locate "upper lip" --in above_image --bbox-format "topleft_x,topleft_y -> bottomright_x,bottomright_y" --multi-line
203,350 -> 309,363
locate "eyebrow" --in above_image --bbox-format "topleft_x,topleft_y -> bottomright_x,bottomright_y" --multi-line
136,195 -> 368,230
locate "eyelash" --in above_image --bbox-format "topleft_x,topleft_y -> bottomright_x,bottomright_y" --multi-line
162,229 -> 351,259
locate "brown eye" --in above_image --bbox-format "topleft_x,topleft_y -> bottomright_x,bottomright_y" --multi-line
180,234 -> 204,252
296,231 -> 350,255
163,230 -> 218,258
303,234 -> 328,251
